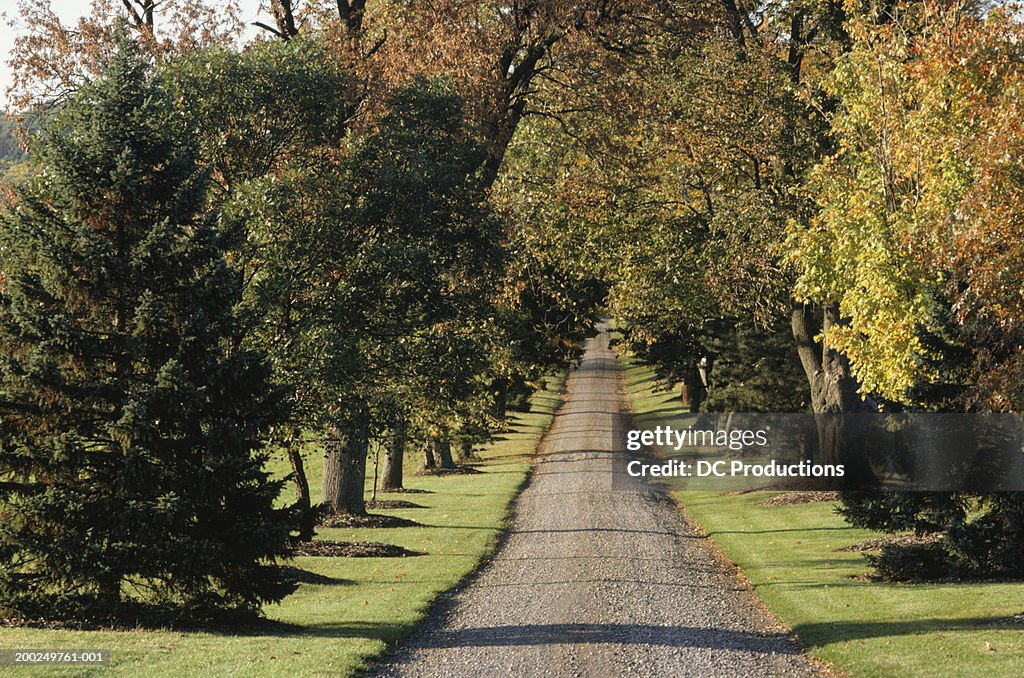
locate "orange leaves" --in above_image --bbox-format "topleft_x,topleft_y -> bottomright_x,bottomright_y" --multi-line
7,0 -> 243,110
796,3 -> 1024,406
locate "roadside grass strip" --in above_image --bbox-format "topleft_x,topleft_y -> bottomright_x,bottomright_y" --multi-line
623,356 -> 1024,678
0,373 -> 565,677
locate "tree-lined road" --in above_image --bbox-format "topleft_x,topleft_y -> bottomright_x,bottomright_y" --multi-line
373,326 -> 823,677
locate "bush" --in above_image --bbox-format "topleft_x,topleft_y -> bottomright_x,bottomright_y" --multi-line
842,491 -> 1024,581
868,542 -> 954,582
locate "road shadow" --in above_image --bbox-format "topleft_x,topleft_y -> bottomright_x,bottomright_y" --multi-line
408,622 -> 801,653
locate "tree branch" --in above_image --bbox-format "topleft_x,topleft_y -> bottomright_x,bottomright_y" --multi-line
253,21 -> 285,39
120,0 -> 146,28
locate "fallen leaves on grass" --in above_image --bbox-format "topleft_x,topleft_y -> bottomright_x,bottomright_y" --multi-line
365,499 -> 425,510
838,533 -> 942,552
414,465 -> 482,476
291,540 -> 424,558
318,513 -> 420,528
761,491 -> 839,507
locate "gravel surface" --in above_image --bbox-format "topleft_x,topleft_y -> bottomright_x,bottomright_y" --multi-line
371,327 -> 825,677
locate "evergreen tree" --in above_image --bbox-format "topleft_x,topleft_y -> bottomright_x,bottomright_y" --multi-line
0,35 -> 294,623
701,317 -> 810,414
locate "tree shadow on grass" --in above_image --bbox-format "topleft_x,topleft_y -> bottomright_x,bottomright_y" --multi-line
708,526 -> 853,535
279,565 -> 354,586
633,404 -> 692,417
214,618 -> 408,642
791,616 -> 1022,647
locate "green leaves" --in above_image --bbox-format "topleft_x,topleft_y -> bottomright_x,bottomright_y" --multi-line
0,34 -> 293,623
164,36 -> 351,193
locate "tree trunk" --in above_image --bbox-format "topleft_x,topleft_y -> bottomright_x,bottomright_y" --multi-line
792,304 -> 862,414
287,443 -> 315,541
457,438 -> 477,462
436,436 -> 456,469
681,360 -> 705,413
97,574 -> 121,609
322,402 -> 371,515
791,302 -> 878,486
322,426 -> 343,509
337,403 -> 370,515
493,376 -> 509,420
381,416 -> 407,491
423,439 -> 437,470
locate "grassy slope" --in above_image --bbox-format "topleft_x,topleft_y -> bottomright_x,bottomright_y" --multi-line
0,373 -> 565,677
623,356 -> 1024,678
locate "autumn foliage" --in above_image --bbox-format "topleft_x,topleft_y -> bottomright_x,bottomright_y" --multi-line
2,0 -> 1024,623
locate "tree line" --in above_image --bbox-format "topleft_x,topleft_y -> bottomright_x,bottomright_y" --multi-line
0,0 -> 614,624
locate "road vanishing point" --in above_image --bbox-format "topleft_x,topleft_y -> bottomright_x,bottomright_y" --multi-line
372,325 -> 824,678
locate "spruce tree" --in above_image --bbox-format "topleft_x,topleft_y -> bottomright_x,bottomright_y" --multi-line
0,35 -> 294,623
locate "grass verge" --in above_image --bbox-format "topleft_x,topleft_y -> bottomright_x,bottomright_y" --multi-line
0,372 -> 566,677
622,355 -> 1024,678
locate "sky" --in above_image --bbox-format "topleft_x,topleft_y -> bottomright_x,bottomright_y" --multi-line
0,0 -> 265,109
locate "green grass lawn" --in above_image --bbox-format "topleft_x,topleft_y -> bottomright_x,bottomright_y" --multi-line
622,355 -> 1024,678
0,373 -> 565,677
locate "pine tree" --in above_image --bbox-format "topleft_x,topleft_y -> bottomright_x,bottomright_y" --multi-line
701,317 -> 810,414
0,34 -> 294,624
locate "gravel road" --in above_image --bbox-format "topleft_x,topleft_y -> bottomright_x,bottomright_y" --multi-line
371,327 -> 825,677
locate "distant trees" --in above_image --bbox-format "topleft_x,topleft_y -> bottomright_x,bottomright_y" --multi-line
0,37 -> 294,623
0,116 -> 28,186
497,0 -> 826,414
0,118 -> 23,162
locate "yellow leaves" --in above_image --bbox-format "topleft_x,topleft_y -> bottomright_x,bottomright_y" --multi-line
788,7 -> 1024,403
829,290 -> 938,400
